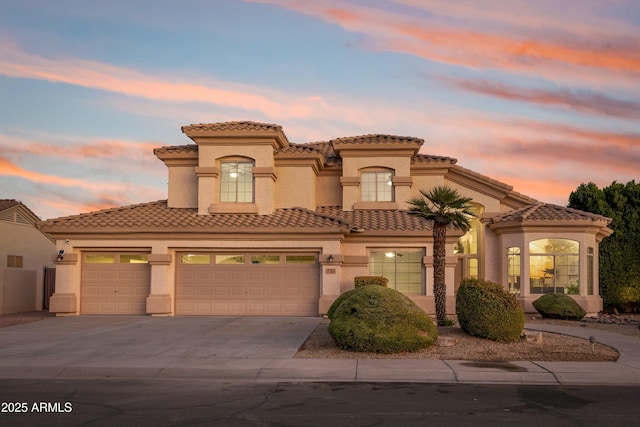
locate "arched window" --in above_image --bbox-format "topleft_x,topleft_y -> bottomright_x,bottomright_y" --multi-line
220,158 -> 254,203
529,239 -> 579,294
361,168 -> 393,202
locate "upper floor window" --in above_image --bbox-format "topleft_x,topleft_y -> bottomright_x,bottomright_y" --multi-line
361,170 -> 393,202
220,160 -> 254,203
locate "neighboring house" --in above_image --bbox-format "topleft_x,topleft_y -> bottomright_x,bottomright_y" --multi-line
0,199 -> 55,314
38,121 -> 612,317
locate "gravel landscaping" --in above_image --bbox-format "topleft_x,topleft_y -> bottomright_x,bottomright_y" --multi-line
294,315 -> 640,362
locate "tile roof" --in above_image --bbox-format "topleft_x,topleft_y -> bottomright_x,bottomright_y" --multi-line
0,199 -> 21,212
331,134 -> 424,145
316,206 -> 433,231
153,145 -> 198,155
0,199 -> 41,221
491,202 -> 611,224
414,153 -> 457,164
38,201 -> 351,234
181,121 -> 284,133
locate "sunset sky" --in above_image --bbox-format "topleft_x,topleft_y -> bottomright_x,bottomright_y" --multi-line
1,0 -> 639,220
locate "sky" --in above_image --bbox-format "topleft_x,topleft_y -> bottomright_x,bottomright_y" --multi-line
1,0 -> 639,220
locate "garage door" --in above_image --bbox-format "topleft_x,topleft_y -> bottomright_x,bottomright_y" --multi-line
176,252 -> 319,316
81,253 -> 150,314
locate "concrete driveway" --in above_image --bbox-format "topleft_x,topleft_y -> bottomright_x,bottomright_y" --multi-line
0,315 -> 321,379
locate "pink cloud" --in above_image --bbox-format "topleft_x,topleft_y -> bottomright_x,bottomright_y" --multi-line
439,77 -> 640,120
0,42 -> 380,124
0,155 -> 161,195
252,0 -> 640,87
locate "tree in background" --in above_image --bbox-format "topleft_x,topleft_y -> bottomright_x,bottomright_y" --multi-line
569,180 -> 640,312
408,186 -> 475,325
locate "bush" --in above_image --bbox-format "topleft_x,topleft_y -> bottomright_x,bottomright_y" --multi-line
606,284 -> 640,313
456,278 -> 524,342
354,276 -> 388,288
532,293 -> 586,320
328,285 -> 437,353
327,288 -> 360,320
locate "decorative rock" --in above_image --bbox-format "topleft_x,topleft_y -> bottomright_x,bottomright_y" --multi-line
438,336 -> 458,347
524,331 -> 543,344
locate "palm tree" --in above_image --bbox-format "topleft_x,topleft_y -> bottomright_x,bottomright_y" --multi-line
408,186 -> 475,326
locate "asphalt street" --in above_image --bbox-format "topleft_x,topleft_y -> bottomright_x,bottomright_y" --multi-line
1,379 -> 638,427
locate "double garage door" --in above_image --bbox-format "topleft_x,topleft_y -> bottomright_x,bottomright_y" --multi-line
81,252 -> 150,314
175,252 -> 320,316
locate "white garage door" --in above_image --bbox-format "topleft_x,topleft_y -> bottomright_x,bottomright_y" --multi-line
81,253 -> 150,314
176,253 -> 319,316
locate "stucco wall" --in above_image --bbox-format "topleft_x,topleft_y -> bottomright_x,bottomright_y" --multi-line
275,166 -> 316,210
0,220 -> 55,310
0,268 -> 38,314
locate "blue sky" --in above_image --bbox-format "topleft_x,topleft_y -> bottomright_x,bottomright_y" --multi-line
1,0 -> 639,219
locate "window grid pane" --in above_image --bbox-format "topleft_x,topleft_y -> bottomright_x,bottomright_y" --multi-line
507,247 -> 521,295
221,161 -> 253,203
361,171 -> 393,202
369,250 -> 423,295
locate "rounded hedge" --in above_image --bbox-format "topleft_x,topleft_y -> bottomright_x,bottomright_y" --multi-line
532,293 -> 586,320
456,278 -> 524,342
328,285 -> 437,353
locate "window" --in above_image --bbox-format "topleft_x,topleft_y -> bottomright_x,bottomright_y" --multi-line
215,255 -> 245,264
454,206 -> 482,279
251,255 -> 280,264
361,171 -> 393,202
370,250 -> 423,294
529,239 -> 579,294
507,247 -> 521,295
120,254 -> 148,264
85,254 -> 115,264
181,254 -> 211,265
7,255 -> 23,268
286,255 -> 316,264
587,247 -> 594,295
220,161 -> 253,202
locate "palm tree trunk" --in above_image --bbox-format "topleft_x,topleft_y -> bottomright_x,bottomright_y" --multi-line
432,222 -> 448,326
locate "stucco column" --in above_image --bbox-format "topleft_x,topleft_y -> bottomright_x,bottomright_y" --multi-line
392,176 -> 413,209
196,167 -> 218,215
146,254 -> 173,316
318,254 -> 343,315
253,167 -> 277,214
49,252 -> 79,316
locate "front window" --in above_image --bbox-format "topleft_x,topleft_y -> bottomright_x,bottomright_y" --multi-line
220,161 -> 253,203
370,250 -> 423,294
507,247 -> 521,295
454,206 -> 482,279
361,171 -> 393,202
529,239 -> 579,294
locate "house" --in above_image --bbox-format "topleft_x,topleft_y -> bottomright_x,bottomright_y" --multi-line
0,199 -> 56,314
38,121 -> 612,317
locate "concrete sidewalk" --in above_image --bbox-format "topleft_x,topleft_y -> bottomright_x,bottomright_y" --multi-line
0,315 -> 638,385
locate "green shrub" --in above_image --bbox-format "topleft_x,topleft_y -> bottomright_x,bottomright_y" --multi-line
456,278 -> 524,342
532,293 -> 586,320
606,284 -> 640,313
326,288 -> 360,320
354,276 -> 388,288
328,285 -> 437,353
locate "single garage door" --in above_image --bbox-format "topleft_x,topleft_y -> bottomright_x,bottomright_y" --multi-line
81,253 -> 150,314
176,252 -> 319,316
